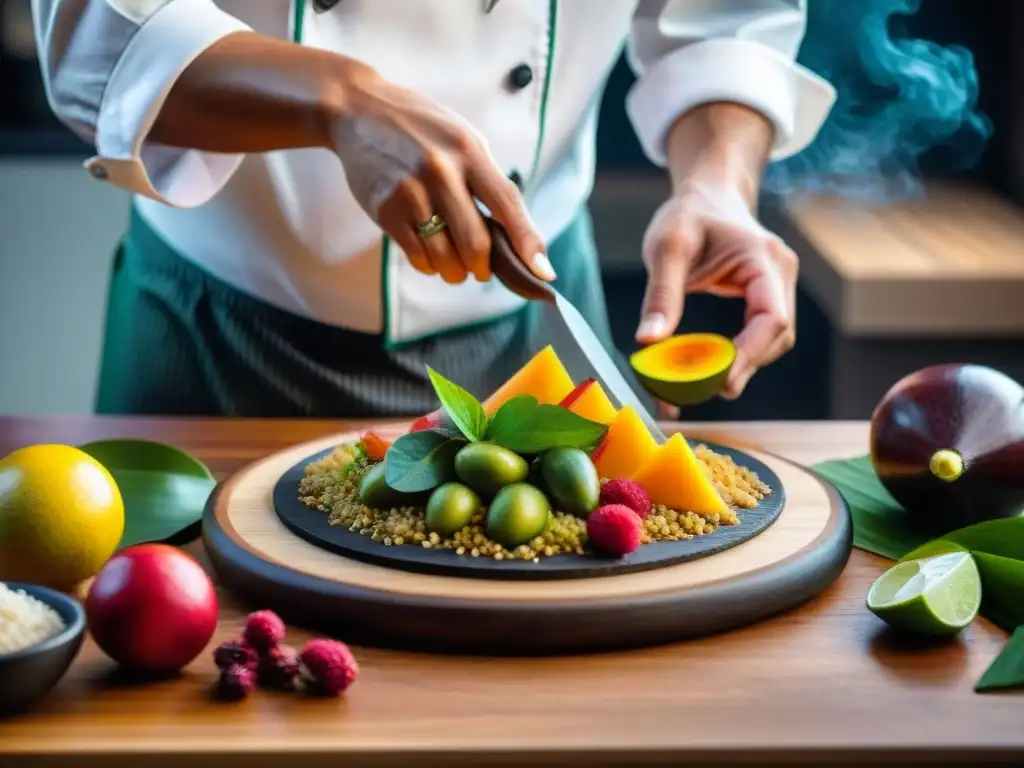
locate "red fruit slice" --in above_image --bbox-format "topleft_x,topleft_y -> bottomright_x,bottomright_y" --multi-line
409,415 -> 436,432
559,378 -> 618,424
560,379 -> 596,409
359,431 -> 391,462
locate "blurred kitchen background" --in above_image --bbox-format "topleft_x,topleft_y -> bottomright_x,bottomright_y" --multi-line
1,0 -> 1022,419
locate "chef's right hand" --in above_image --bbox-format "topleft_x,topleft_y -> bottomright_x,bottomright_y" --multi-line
327,61 -> 554,285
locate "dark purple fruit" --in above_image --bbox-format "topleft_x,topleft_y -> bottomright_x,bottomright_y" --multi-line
870,364 -> 1024,532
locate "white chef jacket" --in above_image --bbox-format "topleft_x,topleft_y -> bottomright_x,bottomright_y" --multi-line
32,0 -> 835,347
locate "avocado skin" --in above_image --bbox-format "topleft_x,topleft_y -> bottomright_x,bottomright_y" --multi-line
632,368 -> 732,407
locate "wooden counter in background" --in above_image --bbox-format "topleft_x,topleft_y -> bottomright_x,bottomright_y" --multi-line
781,182 -> 1024,337
765,182 -> 1024,418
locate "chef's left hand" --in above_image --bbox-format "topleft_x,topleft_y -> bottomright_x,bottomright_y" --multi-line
635,179 -> 798,407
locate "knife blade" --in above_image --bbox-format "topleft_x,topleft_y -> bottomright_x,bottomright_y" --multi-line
485,218 -> 667,443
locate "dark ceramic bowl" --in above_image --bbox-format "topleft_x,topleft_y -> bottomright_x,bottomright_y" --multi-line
0,582 -> 86,717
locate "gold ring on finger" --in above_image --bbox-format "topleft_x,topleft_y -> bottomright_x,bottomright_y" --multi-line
416,214 -> 447,240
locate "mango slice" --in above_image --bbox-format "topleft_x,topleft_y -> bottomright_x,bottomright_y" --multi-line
630,433 -> 731,516
591,405 -> 658,480
483,345 -> 575,414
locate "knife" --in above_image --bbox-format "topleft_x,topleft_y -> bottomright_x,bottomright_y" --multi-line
485,218 -> 667,444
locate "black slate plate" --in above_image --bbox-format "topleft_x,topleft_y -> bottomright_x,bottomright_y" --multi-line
274,441 -> 785,581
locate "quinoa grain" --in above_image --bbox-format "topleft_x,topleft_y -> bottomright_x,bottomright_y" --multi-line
298,441 -> 770,561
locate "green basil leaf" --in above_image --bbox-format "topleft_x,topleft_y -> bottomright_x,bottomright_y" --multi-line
486,396 -> 606,454
384,430 -> 462,493
78,439 -> 216,549
484,394 -> 539,442
426,366 -> 489,441
976,627 -> 1024,693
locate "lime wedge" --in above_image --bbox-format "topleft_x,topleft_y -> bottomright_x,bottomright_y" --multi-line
866,551 -> 982,636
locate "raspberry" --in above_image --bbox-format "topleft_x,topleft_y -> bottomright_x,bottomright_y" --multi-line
258,645 -> 302,691
213,640 -> 258,671
299,638 -> 359,696
242,610 -> 286,651
587,504 -> 642,557
216,664 -> 255,701
598,478 -> 652,518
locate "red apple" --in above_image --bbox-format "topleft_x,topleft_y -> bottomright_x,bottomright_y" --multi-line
85,543 -> 218,673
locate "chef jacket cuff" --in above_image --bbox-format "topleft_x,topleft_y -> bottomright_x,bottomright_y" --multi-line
83,0 -> 251,208
625,38 -> 836,167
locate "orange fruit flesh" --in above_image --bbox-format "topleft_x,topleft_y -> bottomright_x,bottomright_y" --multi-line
631,333 -> 735,383
629,433 -> 730,516
483,345 -> 575,414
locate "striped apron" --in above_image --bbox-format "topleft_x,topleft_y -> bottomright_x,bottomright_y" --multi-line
94,204 -> 620,418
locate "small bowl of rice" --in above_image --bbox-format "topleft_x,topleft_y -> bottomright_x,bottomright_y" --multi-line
0,581 -> 86,717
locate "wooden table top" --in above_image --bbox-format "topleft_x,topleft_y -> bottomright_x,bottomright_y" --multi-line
0,416 -> 1019,766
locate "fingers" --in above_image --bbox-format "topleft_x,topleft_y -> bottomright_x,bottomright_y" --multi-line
376,122 -> 549,285
422,154 -> 492,282
377,189 -> 436,277
380,177 -> 468,284
721,240 -> 798,399
467,160 -> 554,281
636,227 -> 700,344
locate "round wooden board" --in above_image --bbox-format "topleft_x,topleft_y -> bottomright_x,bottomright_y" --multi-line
203,428 -> 853,655
272,443 -> 787,581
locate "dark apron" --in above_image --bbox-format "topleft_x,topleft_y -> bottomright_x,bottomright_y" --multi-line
95,204 -> 619,418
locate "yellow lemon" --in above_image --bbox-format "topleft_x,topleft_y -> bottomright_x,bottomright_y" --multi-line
0,444 -> 124,591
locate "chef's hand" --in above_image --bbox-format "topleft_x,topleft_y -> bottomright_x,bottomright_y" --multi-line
328,63 -> 553,285
635,180 -> 798,404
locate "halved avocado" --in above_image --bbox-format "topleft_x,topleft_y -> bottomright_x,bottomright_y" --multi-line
629,333 -> 736,406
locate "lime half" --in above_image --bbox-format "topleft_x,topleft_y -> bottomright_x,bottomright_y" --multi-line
866,551 -> 982,636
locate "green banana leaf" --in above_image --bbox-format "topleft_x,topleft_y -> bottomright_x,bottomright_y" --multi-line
975,627 -> 1024,693
972,553 -> 1024,632
79,439 -> 216,550
813,455 -> 934,560
813,454 -> 1024,693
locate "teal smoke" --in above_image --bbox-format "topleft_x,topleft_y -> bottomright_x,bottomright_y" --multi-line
765,0 -> 994,200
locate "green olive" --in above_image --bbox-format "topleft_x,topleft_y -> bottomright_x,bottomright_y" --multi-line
539,447 -> 601,518
485,483 -> 551,548
425,482 -> 481,536
454,442 -> 530,499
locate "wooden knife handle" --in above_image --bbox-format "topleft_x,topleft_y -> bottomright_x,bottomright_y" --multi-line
485,217 -> 557,303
